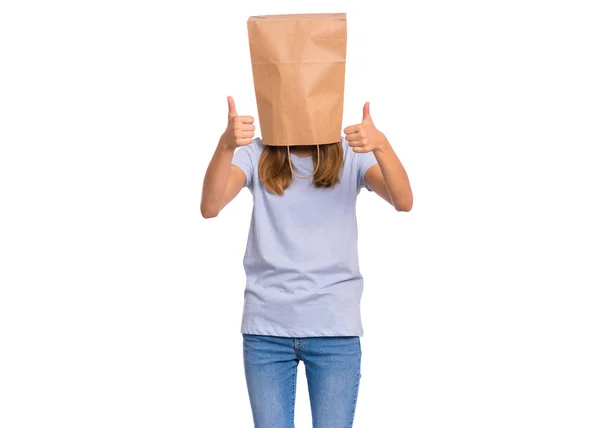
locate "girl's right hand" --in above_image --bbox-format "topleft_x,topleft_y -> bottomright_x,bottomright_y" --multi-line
221,96 -> 255,150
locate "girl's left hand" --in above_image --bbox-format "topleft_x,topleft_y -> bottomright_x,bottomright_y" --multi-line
343,102 -> 389,154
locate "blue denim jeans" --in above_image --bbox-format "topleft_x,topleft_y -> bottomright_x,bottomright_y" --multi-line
242,334 -> 362,428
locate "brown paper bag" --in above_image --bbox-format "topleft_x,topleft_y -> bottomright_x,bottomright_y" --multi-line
247,13 -> 347,147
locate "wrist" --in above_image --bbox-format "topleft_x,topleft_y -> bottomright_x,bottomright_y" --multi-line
218,133 -> 235,152
373,134 -> 391,155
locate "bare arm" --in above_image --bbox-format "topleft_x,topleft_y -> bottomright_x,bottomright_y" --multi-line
200,96 -> 255,218
344,102 -> 413,212
365,141 -> 413,211
200,139 -> 247,218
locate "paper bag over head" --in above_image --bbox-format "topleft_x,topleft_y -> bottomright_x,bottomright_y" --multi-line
247,13 -> 347,147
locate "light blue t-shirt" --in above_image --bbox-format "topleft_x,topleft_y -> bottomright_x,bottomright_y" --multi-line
231,136 -> 378,337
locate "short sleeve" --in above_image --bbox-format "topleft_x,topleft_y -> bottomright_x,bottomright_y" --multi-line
231,139 -> 259,188
356,150 -> 379,192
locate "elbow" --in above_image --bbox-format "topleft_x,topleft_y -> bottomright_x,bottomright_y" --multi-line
200,204 -> 219,219
394,198 -> 413,212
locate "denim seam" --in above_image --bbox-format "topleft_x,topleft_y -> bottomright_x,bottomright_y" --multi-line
293,338 -> 309,359
297,338 -> 309,351
349,369 -> 361,425
350,340 -> 362,425
291,361 -> 297,425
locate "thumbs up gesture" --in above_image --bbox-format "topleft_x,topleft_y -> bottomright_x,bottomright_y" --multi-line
343,102 -> 387,153
222,96 -> 255,150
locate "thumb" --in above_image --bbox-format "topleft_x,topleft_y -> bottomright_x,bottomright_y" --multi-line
227,96 -> 237,119
362,101 -> 372,123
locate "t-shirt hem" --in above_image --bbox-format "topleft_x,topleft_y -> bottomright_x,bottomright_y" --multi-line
241,324 -> 363,337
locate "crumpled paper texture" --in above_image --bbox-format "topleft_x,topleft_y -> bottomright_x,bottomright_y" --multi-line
247,13 -> 347,147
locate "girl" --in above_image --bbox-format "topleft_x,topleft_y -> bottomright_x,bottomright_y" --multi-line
201,96 -> 413,427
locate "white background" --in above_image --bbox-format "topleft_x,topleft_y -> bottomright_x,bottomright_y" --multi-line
1,0 -> 599,427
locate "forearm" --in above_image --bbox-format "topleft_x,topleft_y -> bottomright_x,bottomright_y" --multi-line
201,134 -> 235,216
373,137 -> 413,211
